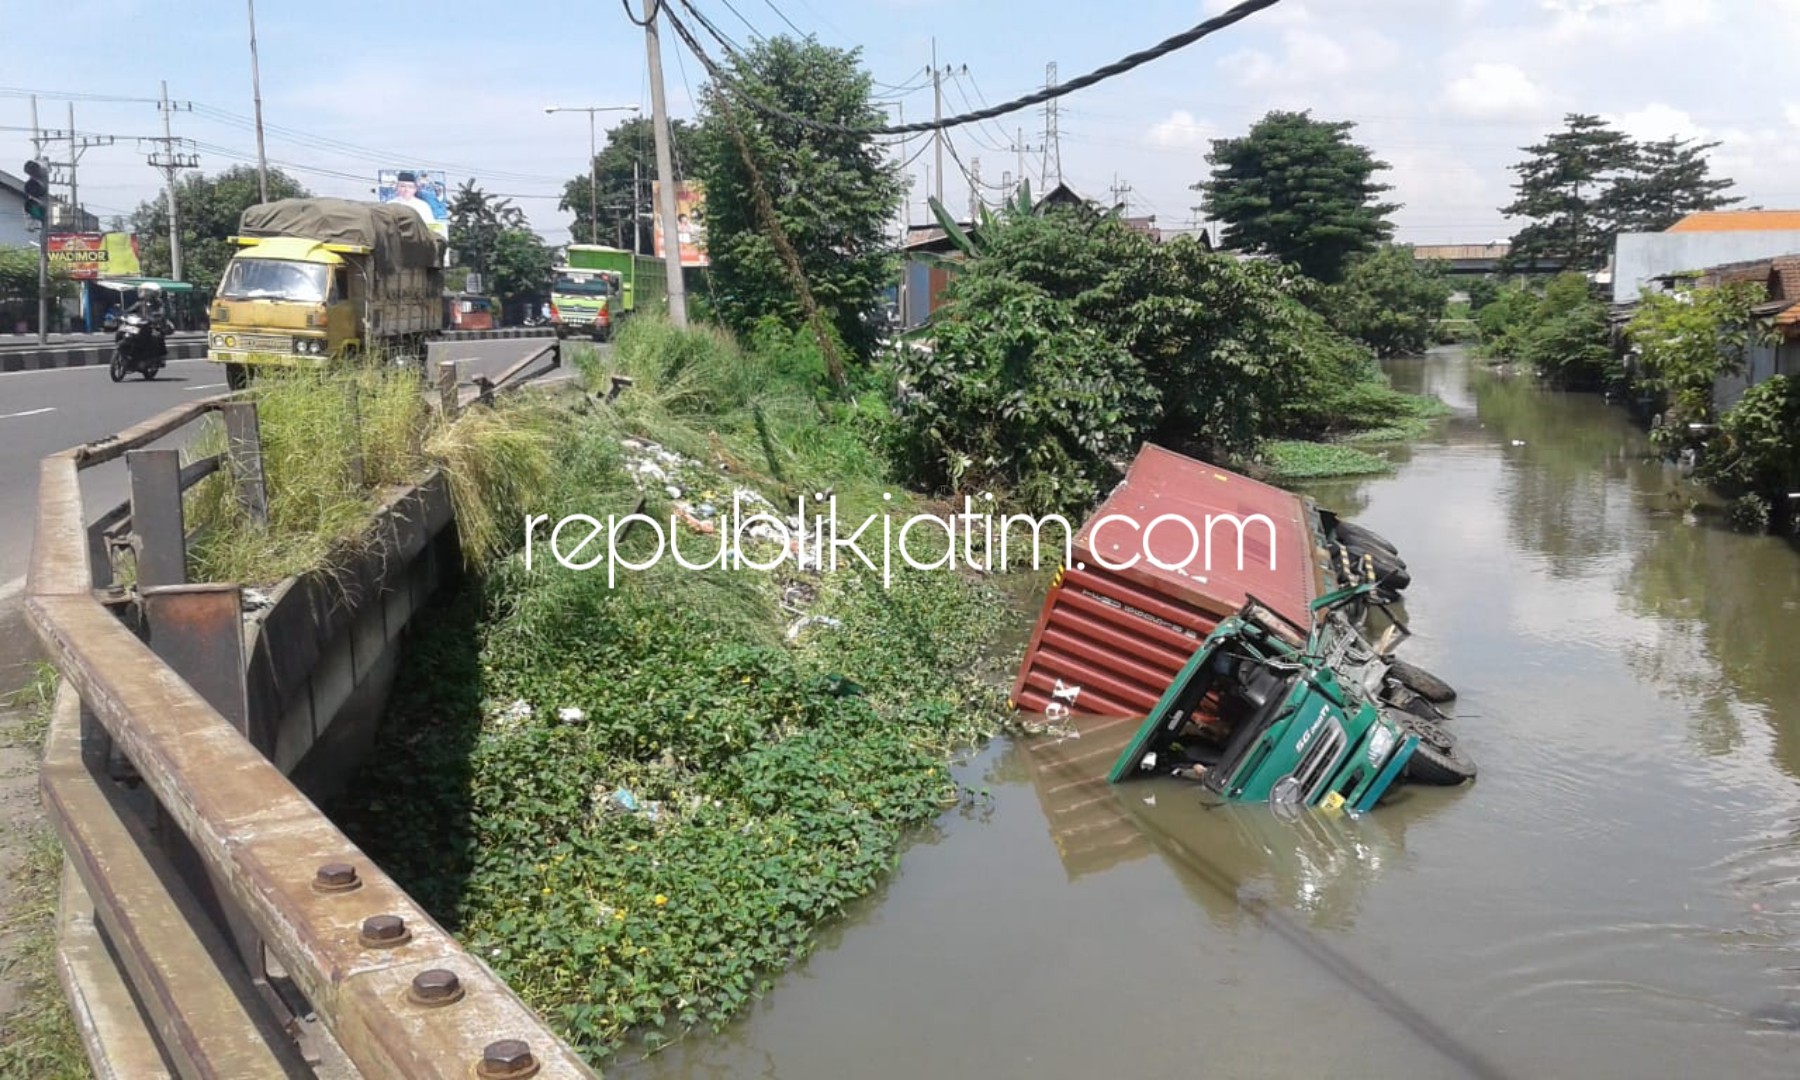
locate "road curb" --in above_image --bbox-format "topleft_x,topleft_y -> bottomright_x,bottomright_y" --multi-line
1,339 -> 207,374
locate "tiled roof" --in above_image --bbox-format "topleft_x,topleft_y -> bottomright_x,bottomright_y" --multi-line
1667,210 -> 1800,233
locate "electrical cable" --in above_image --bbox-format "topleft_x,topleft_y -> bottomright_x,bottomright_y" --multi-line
756,0 -> 807,37
711,0 -> 764,45
662,0 -> 1283,136
622,0 -> 653,27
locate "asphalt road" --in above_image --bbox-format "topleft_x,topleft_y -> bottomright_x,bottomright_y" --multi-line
0,337 -> 581,689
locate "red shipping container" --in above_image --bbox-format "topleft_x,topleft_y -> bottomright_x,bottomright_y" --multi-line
1009,444 -> 1334,720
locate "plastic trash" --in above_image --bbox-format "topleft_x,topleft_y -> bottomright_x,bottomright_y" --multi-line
558,706 -> 586,724
786,614 -> 845,641
610,788 -> 639,813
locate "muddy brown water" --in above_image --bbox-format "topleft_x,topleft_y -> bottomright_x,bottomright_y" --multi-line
618,348 -> 1800,1079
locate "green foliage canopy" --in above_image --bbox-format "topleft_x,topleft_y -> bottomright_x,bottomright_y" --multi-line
129,164 -> 310,294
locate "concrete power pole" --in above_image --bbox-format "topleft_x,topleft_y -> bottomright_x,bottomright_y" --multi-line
931,38 -> 944,208
247,0 -> 270,202
147,81 -> 199,282
63,103 -> 117,231
644,0 -> 688,326
969,155 -> 980,223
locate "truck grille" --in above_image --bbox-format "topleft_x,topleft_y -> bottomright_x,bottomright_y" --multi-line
235,333 -> 291,352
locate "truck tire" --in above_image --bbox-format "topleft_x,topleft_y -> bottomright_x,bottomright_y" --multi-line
1390,658 -> 1455,703
1335,521 -> 1400,557
225,363 -> 250,391
1404,740 -> 1477,785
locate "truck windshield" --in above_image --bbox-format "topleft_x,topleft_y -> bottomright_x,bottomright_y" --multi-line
553,274 -> 613,297
219,259 -> 330,303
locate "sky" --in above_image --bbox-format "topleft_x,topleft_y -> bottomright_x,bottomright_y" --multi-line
3,0 -> 1795,249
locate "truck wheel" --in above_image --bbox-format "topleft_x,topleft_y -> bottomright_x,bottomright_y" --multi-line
1404,740 -> 1477,785
1335,521 -> 1399,557
1390,658 -> 1455,703
225,363 -> 250,391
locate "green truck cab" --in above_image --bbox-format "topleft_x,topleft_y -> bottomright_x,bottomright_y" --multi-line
1110,588 -> 1430,815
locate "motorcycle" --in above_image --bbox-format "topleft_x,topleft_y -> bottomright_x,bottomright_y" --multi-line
110,308 -> 168,382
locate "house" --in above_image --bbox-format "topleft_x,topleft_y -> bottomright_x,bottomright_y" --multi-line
1613,210 -> 1800,304
1648,254 -> 1800,411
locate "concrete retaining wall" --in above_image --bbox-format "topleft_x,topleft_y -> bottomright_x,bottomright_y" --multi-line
0,337 -> 207,372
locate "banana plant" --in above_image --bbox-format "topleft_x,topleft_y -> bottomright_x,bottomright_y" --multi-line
920,179 -> 1034,266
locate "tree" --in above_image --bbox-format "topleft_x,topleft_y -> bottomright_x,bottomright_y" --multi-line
559,116 -> 700,251
1322,245 -> 1453,358
488,229 -> 555,310
1502,114 -> 1637,270
1626,279 -> 1770,440
696,36 -> 903,361
1197,110 -> 1399,284
450,180 -> 527,281
1604,136 -> 1740,233
129,165 -> 309,294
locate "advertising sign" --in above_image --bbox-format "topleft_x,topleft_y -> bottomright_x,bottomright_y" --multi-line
376,168 -> 451,243
47,232 -> 142,280
651,180 -> 709,267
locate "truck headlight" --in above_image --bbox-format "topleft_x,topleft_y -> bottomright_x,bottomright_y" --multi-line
1367,723 -> 1397,763
211,334 -> 225,348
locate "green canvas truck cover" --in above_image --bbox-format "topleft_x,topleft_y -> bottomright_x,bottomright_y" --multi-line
237,198 -> 443,274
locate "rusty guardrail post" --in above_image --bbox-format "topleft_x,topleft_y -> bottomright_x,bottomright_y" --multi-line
437,359 -> 459,418
222,402 -> 269,528
127,448 -> 186,588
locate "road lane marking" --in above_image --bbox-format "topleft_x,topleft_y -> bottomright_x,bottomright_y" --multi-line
0,407 -> 55,420
188,383 -> 227,391
0,357 -> 209,379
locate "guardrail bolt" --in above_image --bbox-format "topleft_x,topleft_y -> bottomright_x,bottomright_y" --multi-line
409,968 -> 463,1006
478,1039 -> 539,1078
313,862 -> 360,892
358,913 -> 411,948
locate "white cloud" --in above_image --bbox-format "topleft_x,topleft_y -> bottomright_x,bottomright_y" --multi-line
1608,103 -> 1706,143
1147,110 -> 1215,150
1444,63 -> 1552,120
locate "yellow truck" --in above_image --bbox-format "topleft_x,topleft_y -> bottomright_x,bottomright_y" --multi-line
206,198 -> 446,388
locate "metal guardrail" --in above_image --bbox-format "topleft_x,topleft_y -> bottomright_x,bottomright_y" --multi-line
28,348 -> 598,1078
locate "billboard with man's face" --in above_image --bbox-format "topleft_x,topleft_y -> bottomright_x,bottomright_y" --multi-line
377,169 -> 451,243
652,180 -> 709,267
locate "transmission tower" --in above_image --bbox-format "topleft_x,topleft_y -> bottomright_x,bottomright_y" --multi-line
1109,175 -> 1133,214
1040,62 -> 1061,188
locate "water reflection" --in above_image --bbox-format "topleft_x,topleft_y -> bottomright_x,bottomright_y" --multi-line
1012,717 -> 1450,934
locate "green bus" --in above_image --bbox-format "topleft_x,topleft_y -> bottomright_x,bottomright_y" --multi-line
563,244 -> 668,316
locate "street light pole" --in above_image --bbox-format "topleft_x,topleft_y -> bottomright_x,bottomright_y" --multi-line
545,104 -> 640,247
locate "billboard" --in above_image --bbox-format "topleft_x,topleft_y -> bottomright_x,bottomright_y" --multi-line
48,233 -> 141,280
652,180 -> 709,267
376,168 -> 451,244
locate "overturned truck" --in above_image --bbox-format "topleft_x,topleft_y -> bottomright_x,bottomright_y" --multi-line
1010,444 -> 1471,811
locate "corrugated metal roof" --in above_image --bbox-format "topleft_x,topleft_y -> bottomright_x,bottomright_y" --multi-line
1668,211 -> 1800,233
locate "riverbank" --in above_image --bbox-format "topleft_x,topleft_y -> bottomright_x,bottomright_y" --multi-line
335,321 -> 1032,1061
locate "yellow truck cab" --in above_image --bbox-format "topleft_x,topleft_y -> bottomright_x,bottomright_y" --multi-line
208,198 -> 445,388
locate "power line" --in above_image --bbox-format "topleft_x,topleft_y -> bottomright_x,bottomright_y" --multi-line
660,0 -> 1284,136
712,0 -> 766,44
756,0 -> 807,37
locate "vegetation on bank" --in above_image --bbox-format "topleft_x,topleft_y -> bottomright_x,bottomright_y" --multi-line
0,669 -> 90,1080
182,363 -> 561,585
1474,273 -> 1616,388
337,319 -> 1023,1061
892,191 -> 1447,516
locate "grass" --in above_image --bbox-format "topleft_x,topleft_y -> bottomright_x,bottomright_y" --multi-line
0,669 -> 89,1080
1261,440 -> 1394,480
182,363 -> 563,585
336,317 -> 1026,1062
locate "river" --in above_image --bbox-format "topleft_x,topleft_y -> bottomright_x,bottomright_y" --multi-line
615,346 -> 1800,1079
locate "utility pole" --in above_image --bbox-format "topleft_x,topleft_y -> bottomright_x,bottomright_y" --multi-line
247,0 -> 270,202
633,159 -> 644,253
1009,126 -> 1041,201
1109,174 -> 1133,213
145,81 -> 199,282
546,104 -> 640,246
1042,62 -> 1061,188
31,96 -> 48,344
643,0 -> 688,326
932,38 -> 944,207
969,155 -> 981,223
61,103 -> 117,231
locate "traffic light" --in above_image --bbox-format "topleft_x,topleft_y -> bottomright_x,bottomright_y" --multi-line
22,159 -> 48,223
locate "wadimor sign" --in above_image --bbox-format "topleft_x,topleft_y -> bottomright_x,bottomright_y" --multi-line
48,233 -> 142,280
